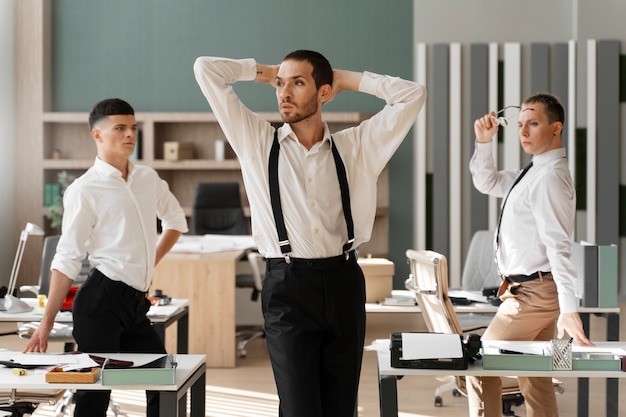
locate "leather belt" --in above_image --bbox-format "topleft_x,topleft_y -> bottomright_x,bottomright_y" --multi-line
266,250 -> 357,271
504,271 -> 551,283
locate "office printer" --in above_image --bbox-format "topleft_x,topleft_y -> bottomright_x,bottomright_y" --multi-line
390,332 -> 481,369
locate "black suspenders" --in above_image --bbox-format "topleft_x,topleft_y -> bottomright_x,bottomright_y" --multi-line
268,130 -> 355,263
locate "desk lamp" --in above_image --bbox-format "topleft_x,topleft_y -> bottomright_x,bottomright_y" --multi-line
3,222 -> 44,313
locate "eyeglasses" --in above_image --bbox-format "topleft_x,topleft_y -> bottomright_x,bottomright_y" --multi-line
491,105 -> 521,127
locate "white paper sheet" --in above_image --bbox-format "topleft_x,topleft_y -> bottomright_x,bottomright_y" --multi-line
147,304 -> 181,317
7,352 -> 97,371
400,333 -> 463,360
170,234 -> 255,253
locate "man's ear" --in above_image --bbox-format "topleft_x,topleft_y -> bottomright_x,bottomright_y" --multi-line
319,84 -> 332,103
91,127 -> 101,142
553,121 -> 564,137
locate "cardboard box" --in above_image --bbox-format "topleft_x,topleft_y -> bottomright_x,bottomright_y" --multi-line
358,258 -> 394,302
163,141 -> 194,161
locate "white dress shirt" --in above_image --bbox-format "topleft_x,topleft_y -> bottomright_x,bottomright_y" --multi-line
470,143 -> 578,313
194,56 -> 426,259
51,158 -> 188,292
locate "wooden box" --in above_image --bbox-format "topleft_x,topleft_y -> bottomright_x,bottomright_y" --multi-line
46,367 -> 101,383
163,141 -> 194,161
358,258 -> 395,302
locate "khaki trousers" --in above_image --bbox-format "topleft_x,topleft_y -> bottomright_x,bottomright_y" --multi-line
466,273 -> 560,417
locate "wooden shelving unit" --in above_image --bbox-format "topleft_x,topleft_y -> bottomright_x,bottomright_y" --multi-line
40,111 -> 390,257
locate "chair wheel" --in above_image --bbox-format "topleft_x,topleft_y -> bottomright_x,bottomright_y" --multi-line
452,388 -> 462,397
435,396 -> 443,407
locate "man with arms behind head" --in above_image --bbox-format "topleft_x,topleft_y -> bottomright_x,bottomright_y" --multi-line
194,50 -> 426,416
24,98 -> 188,417
468,93 -> 593,417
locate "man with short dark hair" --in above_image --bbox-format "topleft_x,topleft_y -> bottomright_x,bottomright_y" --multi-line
194,50 -> 426,416
24,98 -> 188,417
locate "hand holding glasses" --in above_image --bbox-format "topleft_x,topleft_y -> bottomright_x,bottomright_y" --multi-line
491,105 -> 521,127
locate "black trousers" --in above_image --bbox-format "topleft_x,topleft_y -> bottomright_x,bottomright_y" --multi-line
262,252 -> 366,417
72,269 -> 166,417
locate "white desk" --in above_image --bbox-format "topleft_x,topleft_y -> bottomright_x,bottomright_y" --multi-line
367,290 -> 621,417
376,340 -> 624,417
0,353 -> 206,417
0,299 -> 190,354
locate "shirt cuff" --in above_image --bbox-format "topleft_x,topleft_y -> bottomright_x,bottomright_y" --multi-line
358,71 -> 379,96
240,58 -> 258,81
474,141 -> 494,155
558,294 -> 579,314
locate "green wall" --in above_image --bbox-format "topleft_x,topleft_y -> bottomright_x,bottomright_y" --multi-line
52,0 -> 413,112
52,0 -> 415,281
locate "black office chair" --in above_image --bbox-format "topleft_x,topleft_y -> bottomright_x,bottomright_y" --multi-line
191,182 -> 265,357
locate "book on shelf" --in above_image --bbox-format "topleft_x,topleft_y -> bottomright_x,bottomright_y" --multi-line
43,182 -> 61,207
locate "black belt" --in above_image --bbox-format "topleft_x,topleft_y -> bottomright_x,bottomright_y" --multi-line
505,271 -> 551,283
266,250 -> 357,271
88,268 -> 147,300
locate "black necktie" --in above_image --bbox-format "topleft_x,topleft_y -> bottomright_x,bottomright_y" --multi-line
495,161 -> 533,249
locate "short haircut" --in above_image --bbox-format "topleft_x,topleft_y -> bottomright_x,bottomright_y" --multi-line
88,98 -> 135,130
523,93 -> 564,124
283,50 -> 333,90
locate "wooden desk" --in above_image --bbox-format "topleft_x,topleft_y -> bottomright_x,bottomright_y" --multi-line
151,250 -> 246,368
0,353 -> 206,417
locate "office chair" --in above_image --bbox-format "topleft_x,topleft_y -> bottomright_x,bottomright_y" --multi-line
0,388 -> 69,417
460,230 -> 501,292
191,182 -> 265,357
423,230 -> 500,406
405,249 -> 563,415
452,229 -> 502,331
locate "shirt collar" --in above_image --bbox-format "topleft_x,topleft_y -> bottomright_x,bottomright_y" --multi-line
93,157 -> 134,179
531,147 -> 566,166
278,122 -> 333,148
